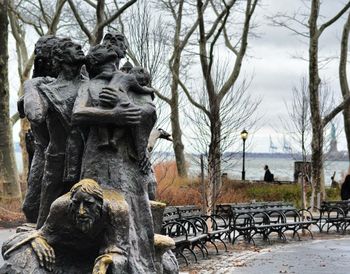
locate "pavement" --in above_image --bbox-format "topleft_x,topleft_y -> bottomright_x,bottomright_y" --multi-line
180,235 -> 350,274
0,229 -> 350,273
0,228 -> 17,264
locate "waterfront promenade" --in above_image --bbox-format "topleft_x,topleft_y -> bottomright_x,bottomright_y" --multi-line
1,229 -> 350,273
180,234 -> 350,274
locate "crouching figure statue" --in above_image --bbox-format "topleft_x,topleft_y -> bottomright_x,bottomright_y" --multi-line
0,179 -> 129,274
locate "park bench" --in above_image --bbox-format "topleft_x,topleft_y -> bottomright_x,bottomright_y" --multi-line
217,202 -> 316,245
313,200 -> 350,233
161,205 -> 229,265
162,206 -> 207,264
176,205 -> 230,252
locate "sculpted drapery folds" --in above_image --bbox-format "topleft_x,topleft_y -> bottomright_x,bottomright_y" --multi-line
34,38 -> 86,228
2,32 -> 178,274
72,41 -> 158,273
21,35 -> 59,223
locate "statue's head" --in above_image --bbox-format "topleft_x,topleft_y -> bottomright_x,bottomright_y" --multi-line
102,31 -> 127,59
129,66 -> 151,86
85,44 -> 118,76
33,35 -> 59,77
120,60 -> 133,73
69,179 -> 103,233
52,38 -> 85,68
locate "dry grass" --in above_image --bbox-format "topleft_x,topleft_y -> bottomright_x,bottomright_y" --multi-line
0,175 -> 26,226
154,161 -> 202,205
154,161 -> 341,207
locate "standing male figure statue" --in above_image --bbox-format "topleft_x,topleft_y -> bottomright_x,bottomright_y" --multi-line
35,38 -> 86,228
21,35 -> 59,223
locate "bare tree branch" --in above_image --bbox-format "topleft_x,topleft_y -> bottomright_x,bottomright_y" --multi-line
99,0 -> 137,29
82,0 -> 97,9
68,0 -> 93,43
269,13 -> 309,38
208,1 -> 231,74
319,1 -> 350,35
323,95 -> 350,126
206,0 -> 236,40
178,78 -> 209,116
38,0 -> 50,26
48,0 -> 67,34
153,89 -> 171,105
219,0 -> 258,100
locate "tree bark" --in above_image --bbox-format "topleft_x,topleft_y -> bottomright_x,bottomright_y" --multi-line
170,100 -> 187,177
339,10 -> 350,161
0,0 -> 22,201
309,0 -> 325,203
167,0 -> 188,178
170,46 -> 187,178
208,105 -> 222,209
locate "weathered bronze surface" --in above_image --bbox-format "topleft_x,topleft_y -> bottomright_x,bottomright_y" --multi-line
1,33 -> 178,274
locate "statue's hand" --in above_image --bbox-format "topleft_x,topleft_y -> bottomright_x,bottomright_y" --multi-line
112,102 -> 141,125
99,87 -> 122,108
92,254 -> 113,274
31,236 -> 55,272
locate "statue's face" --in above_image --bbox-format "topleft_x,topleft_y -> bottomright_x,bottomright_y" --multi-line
61,41 -> 85,65
103,33 -> 127,58
91,45 -> 118,66
70,190 -> 102,233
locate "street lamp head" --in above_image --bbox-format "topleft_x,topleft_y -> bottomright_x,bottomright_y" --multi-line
240,129 -> 248,141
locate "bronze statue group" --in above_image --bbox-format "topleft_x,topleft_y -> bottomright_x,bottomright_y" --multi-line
0,33 -> 178,274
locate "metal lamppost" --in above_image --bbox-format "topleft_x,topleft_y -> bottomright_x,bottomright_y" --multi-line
240,129 -> 248,180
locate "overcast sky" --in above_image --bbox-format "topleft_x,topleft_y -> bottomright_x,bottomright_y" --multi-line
240,0 -> 349,152
8,0 -> 350,154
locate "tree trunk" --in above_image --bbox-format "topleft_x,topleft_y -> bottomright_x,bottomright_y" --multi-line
170,104 -> 187,177
339,11 -> 350,161
207,104 -> 221,213
0,0 -> 22,201
343,109 -> 350,161
169,4 -> 188,178
309,0 -> 325,205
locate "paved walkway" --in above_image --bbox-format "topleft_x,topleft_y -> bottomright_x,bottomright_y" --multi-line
180,235 -> 350,274
0,228 -> 17,264
1,229 -> 350,273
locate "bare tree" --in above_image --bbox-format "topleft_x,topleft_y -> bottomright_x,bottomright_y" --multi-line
136,0 -> 210,178
0,0 -> 22,202
179,0 -> 259,214
283,77 -> 311,162
271,0 -> 350,205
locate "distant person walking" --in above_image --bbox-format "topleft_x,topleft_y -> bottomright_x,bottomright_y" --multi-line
341,175 -> 350,200
264,165 -> 274,182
